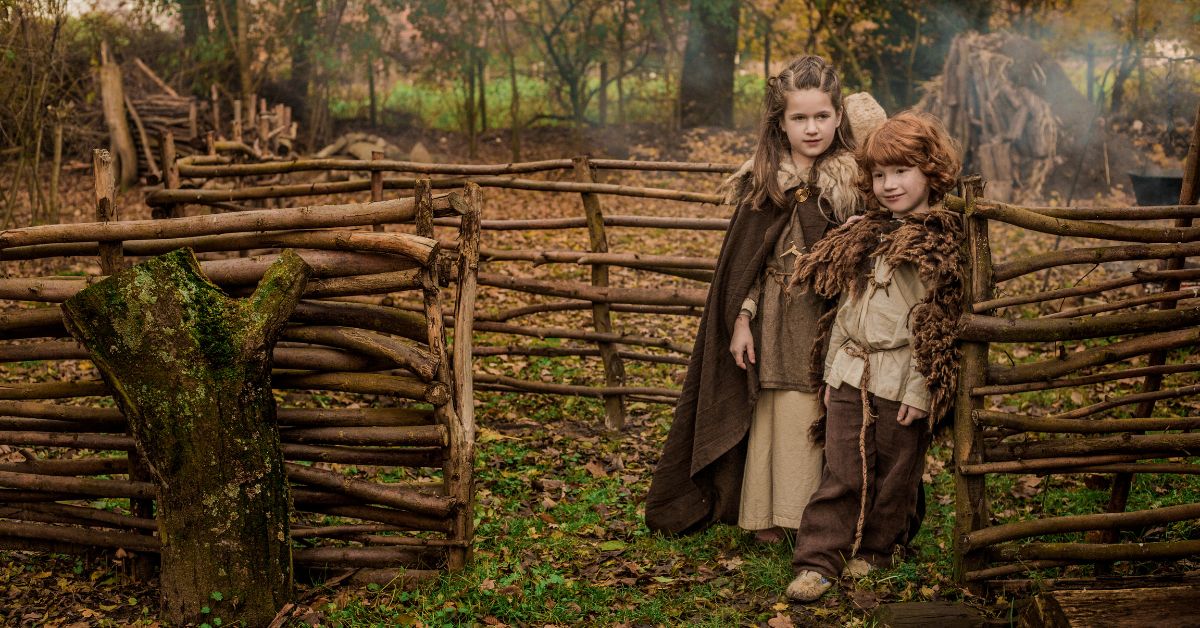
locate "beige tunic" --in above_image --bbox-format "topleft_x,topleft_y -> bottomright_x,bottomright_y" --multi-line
824,258 -> 931,411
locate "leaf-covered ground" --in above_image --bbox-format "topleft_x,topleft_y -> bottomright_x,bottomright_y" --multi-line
3,125 -> 1200,626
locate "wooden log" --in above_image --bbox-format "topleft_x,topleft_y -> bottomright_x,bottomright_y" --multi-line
0,519 -> 159,552
972,267 -> 1200,313
175,157 -> 736,178
278,425 -> 445,446
290,523 -> 403,539
0,416 -> 125,433
958,455 -> 1144,476
293,300 -> 427,344
987,326 -> 1200,385
3,228 -> 439,263
991,539 -> 1200,563
973,363 -> 1200,396
281,326 -> 436,381
479,247 -> 715,271
0,400 -> 120,422
957,307 -> 1200,342
477,301 -> 701,322
1006,383 -> 1200,422
284,463 -> 454,517
473,344 -> 690,365
993,241 -> 1200,282
473,373 -> 679,398
958,197 -> 1200,242
0,380 -> 110,400
868,602 -> 986,628
477,273 -> 705,307
0,308 -> 64,340
277,406 -> 433,427
304,269 -> 423,298
986,433 -> 1200,460
272,372 -> 448,404
945,195 -> 1200,221
962,503 -> 1200,552
963,560 -> 1071,582
1046,288 -> 1200,319
133,57 -> 179,97
148,175 -> 723,206
0,470 -> 154,498
98,45 -> 137,187
0,456 -> 127,475
17,502 -> 157,531
434,215 -> 729,231
471,320 -> 691,353
296,501 -> 450,532
1064,463 -> 1200,475
281,444 -> 442,467
0,195 -> 456,248
974,411 -> 1200,434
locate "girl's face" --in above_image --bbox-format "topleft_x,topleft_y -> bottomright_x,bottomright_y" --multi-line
780,88 -> 840,169
872,164 -> 931,217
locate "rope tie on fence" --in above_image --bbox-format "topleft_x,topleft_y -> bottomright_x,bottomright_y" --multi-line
842,340 -> 880,557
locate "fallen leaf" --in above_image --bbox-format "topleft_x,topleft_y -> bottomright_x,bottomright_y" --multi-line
767,613 -> 795,627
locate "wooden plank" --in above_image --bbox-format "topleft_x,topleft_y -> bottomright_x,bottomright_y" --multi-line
1019,585 -> 1200,627
871,601 -> 984,627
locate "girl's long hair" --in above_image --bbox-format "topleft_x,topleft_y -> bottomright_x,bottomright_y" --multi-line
749,55 -> 853,211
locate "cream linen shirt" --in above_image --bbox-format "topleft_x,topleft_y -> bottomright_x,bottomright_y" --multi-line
823,258 -> 931,411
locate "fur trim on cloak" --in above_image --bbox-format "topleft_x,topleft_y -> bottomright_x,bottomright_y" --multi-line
721,151 -> 862,223
789,208 -> 965,426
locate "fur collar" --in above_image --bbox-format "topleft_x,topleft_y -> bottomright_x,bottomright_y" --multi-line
722,150 -> 862,223
790,208 -> 965,425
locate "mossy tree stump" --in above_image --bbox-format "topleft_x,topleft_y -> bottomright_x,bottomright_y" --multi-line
62,248 -> 311,626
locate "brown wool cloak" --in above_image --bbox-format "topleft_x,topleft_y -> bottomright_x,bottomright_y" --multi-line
643,151 -> 861,534
790,208 -> 966,425
643,173 -> 792,534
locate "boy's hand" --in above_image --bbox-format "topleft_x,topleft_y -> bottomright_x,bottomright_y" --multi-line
896,404 -> 928,426
730,314 -> 755,370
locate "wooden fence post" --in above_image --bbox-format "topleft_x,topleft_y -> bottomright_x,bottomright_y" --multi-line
371,150 -> 385,232
448,183 -> 481,570
954,175 -> 991,587
211,84 -> 221,139
157,131 -> 179,219
573,156 -> 626,431
94,148 -> 152,579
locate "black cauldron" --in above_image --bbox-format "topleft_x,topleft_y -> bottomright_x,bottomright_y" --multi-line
1128,171 -> 1184,206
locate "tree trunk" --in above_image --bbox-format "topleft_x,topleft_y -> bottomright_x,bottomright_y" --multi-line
678,0 -> 739,128
61,248 -> 310,626
179,0 -> 209,50
98,44 -> 138,188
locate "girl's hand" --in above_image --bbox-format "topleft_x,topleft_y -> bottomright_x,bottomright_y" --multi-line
730,315 -> 755,370
823,385 -> 831,407
844,214 -> 865,225
896,404 -> 928,426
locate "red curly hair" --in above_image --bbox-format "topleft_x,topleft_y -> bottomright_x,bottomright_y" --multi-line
857,111 -> 961,209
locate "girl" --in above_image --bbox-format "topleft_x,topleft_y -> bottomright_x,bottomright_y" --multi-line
785,111 -> 964,601
645,56 -> 882,541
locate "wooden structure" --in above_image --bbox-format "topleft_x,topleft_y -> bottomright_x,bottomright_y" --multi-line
146,151 -> 735,431
0,150 -> 481,585
950,106 -> 1200,588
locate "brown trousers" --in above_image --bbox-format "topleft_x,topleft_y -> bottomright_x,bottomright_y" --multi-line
792,384 -> 930,578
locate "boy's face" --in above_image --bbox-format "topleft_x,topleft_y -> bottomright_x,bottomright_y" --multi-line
871,164 -> 931,217
780,88 -> 841,171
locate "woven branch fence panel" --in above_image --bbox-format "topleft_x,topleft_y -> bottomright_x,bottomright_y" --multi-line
146,145 -> 737,431
0,154 -> 481,585
950,106 -> 1200,588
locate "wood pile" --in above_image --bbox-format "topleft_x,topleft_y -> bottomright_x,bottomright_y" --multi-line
918,32 -> 1059,203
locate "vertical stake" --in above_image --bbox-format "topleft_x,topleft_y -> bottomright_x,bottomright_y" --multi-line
573,156 -> 626,431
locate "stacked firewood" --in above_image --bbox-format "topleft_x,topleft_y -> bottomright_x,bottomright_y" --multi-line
918,32 -> 1059,203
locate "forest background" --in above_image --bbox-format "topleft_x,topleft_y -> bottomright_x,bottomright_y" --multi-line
3,0 -> 1200,200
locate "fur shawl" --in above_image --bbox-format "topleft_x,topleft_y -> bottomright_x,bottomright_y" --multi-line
723,150 -> 863,223
789,209 -> 965,424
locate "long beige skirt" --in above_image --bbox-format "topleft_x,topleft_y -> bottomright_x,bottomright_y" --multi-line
738,389 -> 824,531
